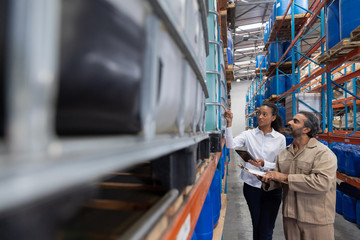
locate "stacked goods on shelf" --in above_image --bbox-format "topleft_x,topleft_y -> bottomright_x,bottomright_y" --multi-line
283,41 -> 299,62
267,42 -> 284,66
57,0 -> 146,135
326,0 -> 340,50
285,93 -> 321,123
340,0 -> 360,39
264,74 -> 295,98
226,28 -> 234,66
332,143 -> 360,177
255,55 -> 268,70
56,0 -> 207,137
336,182 -> 360,227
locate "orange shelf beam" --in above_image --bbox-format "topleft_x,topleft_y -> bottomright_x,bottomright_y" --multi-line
336,172 -> 360,189
316,133 -> 360,145
161,141 -> 225,240
332,99 -> 360,109
311,68 -> 360,92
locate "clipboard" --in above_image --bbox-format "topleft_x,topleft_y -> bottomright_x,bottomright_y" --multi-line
235,150 -> 256,162
238,164 -> 288,184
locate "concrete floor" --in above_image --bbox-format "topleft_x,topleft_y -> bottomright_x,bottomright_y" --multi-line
222,81 -> 360,240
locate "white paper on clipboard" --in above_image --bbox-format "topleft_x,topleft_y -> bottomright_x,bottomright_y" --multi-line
246,168 -> 266,176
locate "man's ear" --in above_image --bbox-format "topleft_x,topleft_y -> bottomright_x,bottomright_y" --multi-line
303,127 -> 311,134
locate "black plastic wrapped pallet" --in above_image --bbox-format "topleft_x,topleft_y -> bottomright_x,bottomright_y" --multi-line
209,133 -> 222,152
151,145 -> 197,192
0,0 -> 7,138
198,138 -> 210,160
56,0 -> 145,135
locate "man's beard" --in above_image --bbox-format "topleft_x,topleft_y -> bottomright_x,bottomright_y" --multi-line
290,127 -> 304,138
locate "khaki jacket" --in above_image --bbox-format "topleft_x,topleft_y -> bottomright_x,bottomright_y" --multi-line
264,138 -> 337,225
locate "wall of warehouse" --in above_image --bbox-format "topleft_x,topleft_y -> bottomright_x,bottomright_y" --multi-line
230,81 -> 251,135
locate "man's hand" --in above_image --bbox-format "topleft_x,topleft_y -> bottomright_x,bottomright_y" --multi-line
261,171 -> 288,183
249,158 -> 264,168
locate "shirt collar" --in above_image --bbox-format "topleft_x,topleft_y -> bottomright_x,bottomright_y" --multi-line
255,127 -> 277,138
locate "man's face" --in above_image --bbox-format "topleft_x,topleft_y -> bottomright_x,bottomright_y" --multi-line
287,114 -> 309,138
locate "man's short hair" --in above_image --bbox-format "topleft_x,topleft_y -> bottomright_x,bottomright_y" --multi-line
298,111 -> 320,138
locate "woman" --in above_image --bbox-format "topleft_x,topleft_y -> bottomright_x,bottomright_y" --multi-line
224,102 -> 286,240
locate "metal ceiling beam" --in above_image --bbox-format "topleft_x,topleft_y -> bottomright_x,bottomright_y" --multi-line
236,1 -> 275,6
236,5 -> 258,19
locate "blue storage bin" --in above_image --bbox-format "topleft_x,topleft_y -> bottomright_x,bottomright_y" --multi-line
270,75 -> 287,95
326,0 -> 340,50
336,189 -> 343,214
342,193 -> 357,223
268,42 -> 284,64
227,48 -> 233,65
333,143 -> 346,173
210,169 -> 221,228
357,200 -> 360,229
344,146 -> 357,177
191,231 -> 198,240
195,189 -> 213,240
256,55 -> 266,68
279,106 -> 286,128
293,0 -> 309,15
274,0 -> 291,18
353,150 -> 360,177
274,0 -> 308,16
283,41 -> 299,62
340,0 -> 360,39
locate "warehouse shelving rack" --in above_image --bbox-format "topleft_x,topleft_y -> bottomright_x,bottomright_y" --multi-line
0,0 -> 233,239
1,0 -> 211,212
247,0 -> 360,190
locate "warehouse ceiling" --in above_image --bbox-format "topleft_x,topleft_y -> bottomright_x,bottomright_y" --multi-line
233,0 -> 319,81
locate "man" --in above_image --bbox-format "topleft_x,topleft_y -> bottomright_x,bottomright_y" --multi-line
261,111 -> 337,240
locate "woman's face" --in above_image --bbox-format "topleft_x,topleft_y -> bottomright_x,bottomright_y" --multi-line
256,105 -> 276,128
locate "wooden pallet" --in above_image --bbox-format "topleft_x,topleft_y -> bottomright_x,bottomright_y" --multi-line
266,61 -> 296,76
255,68 -> 267,75
220,10 -> 228,49
219,0 -> 228,11
351,25 -> 360,41
226,69 -> 234,82
318,38 -> 360,64
318,25 -> 360,65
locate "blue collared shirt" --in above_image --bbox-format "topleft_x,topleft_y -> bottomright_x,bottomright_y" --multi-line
225,127 -> 286,188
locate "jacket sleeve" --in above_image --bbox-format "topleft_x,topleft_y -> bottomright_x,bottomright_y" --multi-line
288,150 -> 337,194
